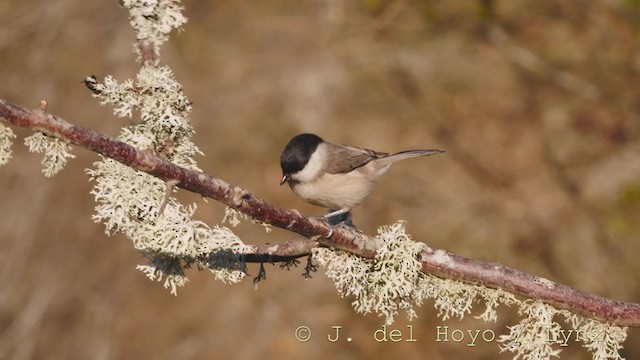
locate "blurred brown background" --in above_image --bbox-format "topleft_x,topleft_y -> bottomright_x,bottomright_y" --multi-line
1,0 -> 640,359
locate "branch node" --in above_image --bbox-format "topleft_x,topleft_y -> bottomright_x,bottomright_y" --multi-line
37,100 -> 48,113
232,191 -> 252,207
138,41 -> 159,66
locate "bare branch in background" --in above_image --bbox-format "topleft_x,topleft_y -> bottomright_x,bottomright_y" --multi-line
489,26 -> 601,101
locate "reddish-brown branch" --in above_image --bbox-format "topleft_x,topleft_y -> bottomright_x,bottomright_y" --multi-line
420,248 -> 640,326
0,98 -> 376,257
1,97 -> 639,326
138,41 -> 159,65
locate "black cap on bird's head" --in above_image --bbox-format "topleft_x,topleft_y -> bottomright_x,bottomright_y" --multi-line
280,133 -> 324,185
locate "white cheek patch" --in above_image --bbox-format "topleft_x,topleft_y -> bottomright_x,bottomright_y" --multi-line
291,143 -> 327,182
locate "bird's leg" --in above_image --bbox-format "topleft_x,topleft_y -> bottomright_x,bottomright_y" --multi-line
322,208 -> 350,223
318,209 -> 356,238
342,212 -> 355,228
324,209 -> 355,228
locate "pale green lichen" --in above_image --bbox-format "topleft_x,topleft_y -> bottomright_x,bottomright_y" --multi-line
222,206 -> 272,233
313,221 -> 627,360
86,0 -> 248,294
313,221 -> 427,325
87,159 -> 163,236
222,207 -> 247,227
496,301 -> 628,360
121,0 -> 187,63
415,274 -> 517,323
24,132 -> 75,177
198,226 -> 255,284
91,66 -> 202,171
0,124 -> 16,166
136,258 -> 188,296
135,224 -> 253,295
474,286 -> 517,323
313,221 -> 518,325
87,158 -> 252,293
499,300 -> 563,359
566,315 -> 627,360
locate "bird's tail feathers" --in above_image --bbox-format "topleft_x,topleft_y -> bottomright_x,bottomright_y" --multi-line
376,149 -> 444,166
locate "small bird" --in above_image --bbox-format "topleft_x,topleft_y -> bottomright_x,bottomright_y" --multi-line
280,133 -> 443,226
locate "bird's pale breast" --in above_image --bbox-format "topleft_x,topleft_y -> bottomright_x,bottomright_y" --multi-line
291,168 -> 376,210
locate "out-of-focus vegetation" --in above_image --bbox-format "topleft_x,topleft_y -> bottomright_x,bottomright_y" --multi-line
0,0 -> 639,358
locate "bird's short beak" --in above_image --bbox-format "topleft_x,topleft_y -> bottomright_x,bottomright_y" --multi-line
280,174 -> 287,186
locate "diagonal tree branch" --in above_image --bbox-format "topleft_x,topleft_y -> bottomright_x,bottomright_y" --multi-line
1,97 -> 640,326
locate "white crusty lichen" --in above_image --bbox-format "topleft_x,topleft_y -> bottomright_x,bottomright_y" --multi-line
0,123 -> 16,166
198,225 -> 255,284
91,66 -> 202,171
313,221 -> 627,359
312,221 -> 517,325
86,0 -> 251,294
222,206 -> 272,233
87,159 -> 165,236
87,158 -> 252,295
566,314 -> 628,360
222,206 -> 246,227
137,258 -> 188,296
417,274 -> 517,322
135,224 -> 254,295
497,301 -> 628,360
499,300 -> 564,359
580,321 -> 627,360
313,221 -> 427,325
24,132 -> 76,177
473,286 -> 517,323
121,0 -> 187,62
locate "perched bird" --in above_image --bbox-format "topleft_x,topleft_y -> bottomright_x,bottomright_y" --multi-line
279,133 -> 443,227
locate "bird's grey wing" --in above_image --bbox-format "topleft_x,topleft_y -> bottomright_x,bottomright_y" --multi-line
325,144 -> 388,174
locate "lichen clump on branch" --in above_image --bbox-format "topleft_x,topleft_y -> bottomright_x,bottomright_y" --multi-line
86,0 -> 252,294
